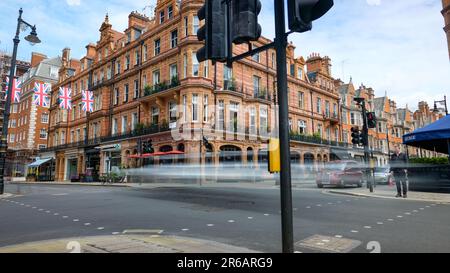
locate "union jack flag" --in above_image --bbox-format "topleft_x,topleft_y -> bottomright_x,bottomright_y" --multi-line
5,76 -> 22,103
59,87 -> 72,110
33,82 -> 51,108
82,90 -> 94,113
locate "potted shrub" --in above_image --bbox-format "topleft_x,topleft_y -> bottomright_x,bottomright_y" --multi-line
70,175 -> 80,182
144,85 -> 152,96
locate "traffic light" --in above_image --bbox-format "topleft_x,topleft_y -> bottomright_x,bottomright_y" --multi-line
367,112 -> 377,129
197,0 -> 227,62
231,0 -> 262,44
203,136 -> 213,152
351,127 -> 363,146
287,0 -> 334,33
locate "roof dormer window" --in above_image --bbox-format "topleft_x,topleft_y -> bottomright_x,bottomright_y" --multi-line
160,10 -> 165,24
168,5 -> 173,19
127,32 -> 131,43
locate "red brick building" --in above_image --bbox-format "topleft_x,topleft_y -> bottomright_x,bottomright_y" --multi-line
7,53 -> 62,177
44,0 -> 342,181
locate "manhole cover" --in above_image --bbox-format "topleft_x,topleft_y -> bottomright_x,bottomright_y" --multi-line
296,235 -> 361,253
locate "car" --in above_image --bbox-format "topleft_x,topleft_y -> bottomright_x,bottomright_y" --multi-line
316,161 -> 364,188
373,166 -> 392,185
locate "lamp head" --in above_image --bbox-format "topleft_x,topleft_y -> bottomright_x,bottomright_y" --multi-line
25,26 -> 41,45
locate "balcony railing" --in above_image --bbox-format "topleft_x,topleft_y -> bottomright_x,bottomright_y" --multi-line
253,87 -> 272,101
39,125 -> 171,153
323,111 -> 339,123
223,80 -> 240,92
290,132 -> 349,148
102,124 -> 171,143
143,77 -> 180,97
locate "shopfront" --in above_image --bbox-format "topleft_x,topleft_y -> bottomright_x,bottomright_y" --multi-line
64,150 -> 80,181
85,148 -> 101,182
100,144 -> 122,174
27,158 -> 55,182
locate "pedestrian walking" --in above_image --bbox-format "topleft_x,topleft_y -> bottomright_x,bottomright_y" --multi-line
390,145 -> 408,198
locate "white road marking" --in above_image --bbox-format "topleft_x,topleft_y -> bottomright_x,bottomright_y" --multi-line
413,210 -> 419,213
351,230 -> 359,233
182,229 -> 189,232
84,223 -> 91,226
405,212 -> 411,215
316,204 -> 322,207
426,206 -> 430,208
397,215 -> 403,218
97,227 -> 105,230
364,226 -> 372,229
63,216 -> 69,219
295,251 -> 302,253
420,208 -> 425,210
112,232 -> 121,235
46,211 -> 51,213
52,193 -> 68,196
248,217 -> 253,220
207,224 -> 214,227
264,214 -> 270,216
306,206 -> 311,209
335,235 -> 343,238
377,222 -> 384,225
54,213 -> 59,216
32,207 -> 36,209
387,219 -> 394,221
73,219 -> 79,222
322,239 -> 330,243
228,220 -> 235,223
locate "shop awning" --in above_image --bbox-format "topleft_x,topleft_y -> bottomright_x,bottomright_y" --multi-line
403,115 -> 450,154
128,151 -> 185,159
28,158 -> 53,168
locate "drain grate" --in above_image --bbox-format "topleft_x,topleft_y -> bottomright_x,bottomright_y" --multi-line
296,235 -> 361,253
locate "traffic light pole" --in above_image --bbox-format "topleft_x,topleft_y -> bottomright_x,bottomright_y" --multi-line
360,100 -> 373,192
274,0 -> 294,254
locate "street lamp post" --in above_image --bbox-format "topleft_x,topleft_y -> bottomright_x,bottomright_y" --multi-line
0,8 -> 40,195
433,96 -> 448,116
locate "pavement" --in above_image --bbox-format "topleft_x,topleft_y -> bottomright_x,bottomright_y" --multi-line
326,185 -> 450,204
9,181 -> 131,188
0,234 -> 257,253
1,183 -> 450,253
0,193 -> 14,199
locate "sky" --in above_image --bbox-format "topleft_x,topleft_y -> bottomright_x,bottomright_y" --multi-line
0,0 -> 449,110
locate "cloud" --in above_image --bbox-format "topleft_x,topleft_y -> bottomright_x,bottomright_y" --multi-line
260,0 -> 450,110
0,0 -> 448,111
366,0 -> 381,6
66,0 -> 81,6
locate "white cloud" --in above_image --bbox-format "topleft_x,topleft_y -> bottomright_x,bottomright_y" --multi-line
260,0 -> 450,110
366,0 -> 381,6
66,0 -> 81,6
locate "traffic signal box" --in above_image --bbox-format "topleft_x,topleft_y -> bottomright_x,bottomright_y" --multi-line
268,138 -> 281,174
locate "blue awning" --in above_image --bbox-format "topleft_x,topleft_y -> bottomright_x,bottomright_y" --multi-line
403,115 -> 450,154
28,158 -> 53,168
